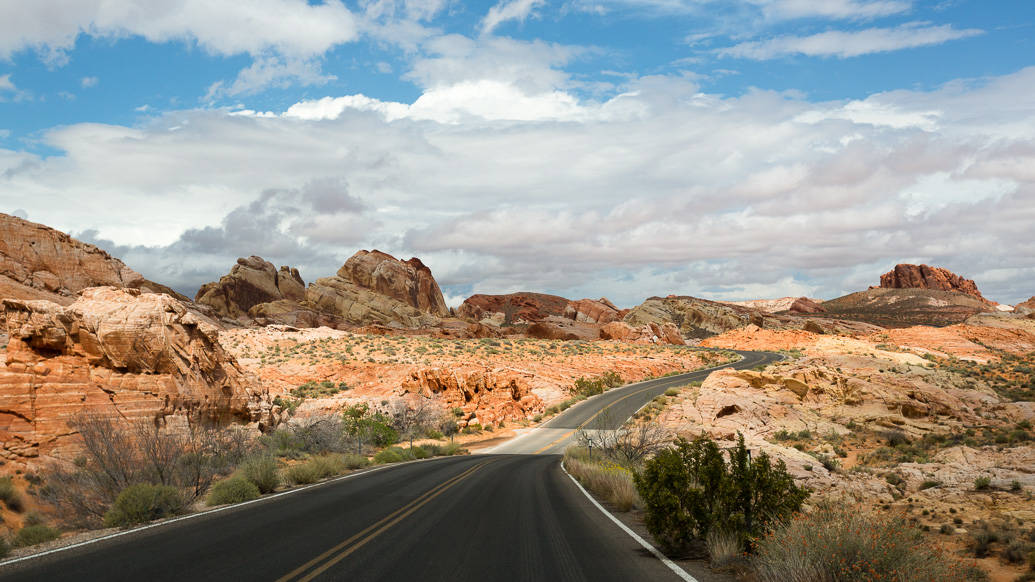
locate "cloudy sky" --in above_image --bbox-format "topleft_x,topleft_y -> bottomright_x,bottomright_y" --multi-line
1,1 -> 1033,307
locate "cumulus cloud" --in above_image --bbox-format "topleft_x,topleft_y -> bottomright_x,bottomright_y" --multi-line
3,61 -> 1035,304
80,76 -> 99,88
480,0 -> 545,36
720,22 -> 983,59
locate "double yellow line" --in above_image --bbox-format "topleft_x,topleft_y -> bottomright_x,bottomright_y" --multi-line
277,460 -> 492,582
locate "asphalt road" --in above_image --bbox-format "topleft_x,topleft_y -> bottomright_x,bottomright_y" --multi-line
488,349 -> 783,455
0,349 -> 782,582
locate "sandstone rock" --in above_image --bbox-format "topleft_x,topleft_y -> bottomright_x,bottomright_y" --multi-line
598,321 -> 684,345
564,298 -> 627,324
526,322 -> 579,341
726,297 -> 826,314
195,256 -> 306,320
337,250 -> 448,317
0,213 -> 186,304
0,287 -> 270,464
879,264 -> 987,301
1016,297 -> 1035,313
624,295 -> 769,338
788,297 -> 826,314
306,276 -> 441,328
802,320 -> 825,334
401,367 -> 544,427
457,292 -> 571,325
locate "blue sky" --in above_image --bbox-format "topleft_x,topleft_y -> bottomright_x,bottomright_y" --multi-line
1,1 -> 1034,306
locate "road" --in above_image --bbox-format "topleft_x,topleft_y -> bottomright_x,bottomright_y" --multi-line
0,349 -> 781,582
488,349 -> 782,454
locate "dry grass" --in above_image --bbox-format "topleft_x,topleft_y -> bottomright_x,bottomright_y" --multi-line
753,502 -> 988,582
706,528 -> 743,569
563,448 -> 641,512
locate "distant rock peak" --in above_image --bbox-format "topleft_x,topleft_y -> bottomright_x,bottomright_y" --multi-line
879,264 -> 987,301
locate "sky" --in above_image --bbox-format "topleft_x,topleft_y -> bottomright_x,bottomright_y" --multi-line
1,0 -> 1034,308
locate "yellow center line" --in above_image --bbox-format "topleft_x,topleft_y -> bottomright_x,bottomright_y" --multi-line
277,460 -> 492,582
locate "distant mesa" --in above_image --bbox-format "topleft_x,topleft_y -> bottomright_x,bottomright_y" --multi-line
878,263 -> 987,302
726,297 -> 825,315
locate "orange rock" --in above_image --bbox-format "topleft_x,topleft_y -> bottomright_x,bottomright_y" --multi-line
598,321 -> 684,345
0,287 -> 271,465
879,264 -> 987,302
401,367 -> 544,427
564,297 -> 626,324
195,256 -> 306,320
337,250 -> 448,317
457,292 -> 570,324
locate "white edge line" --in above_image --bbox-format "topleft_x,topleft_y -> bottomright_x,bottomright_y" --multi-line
560,460 -> 699,582
0,455 -> 448,568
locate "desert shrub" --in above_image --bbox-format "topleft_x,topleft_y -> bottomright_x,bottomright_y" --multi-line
0,537 -> 8,558
206,476 -> 260,506
341,454 -> 371,469
975,476 -> 992,491
285,415 -> 348,454
284,462 -> 321,485
755,504 -> 988,581
238,455 -> 280,493
1004,541 -> 1033,564
259,429 -> 305,459
373,447 -> 410,464
664,387 -> 681,397
12,524 -> 61,547
919,479 -> 941,490
940,523 -> 955,534
342,404 -> 399,451
102,483 -> 184,528
634,434 -> 808,553
0,477 -> 23,512
564,449 -> 641,511
706,528 -> 743,570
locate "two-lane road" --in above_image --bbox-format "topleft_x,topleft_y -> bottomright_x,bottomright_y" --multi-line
0,350 -> 782,582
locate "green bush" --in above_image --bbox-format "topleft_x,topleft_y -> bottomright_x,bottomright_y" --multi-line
754,503 -> 988,582
342,404 -> 399,446
285,462 -> 322,485
373,447 -> 411,464
239,455 -> 280,493
12,524 -> 61,547
102,483 -> 185,528
341,454 -> 371,469
206,476 -> 260,506
0,477 -> 23,512
634,434 -> 808,553
975,476 -> 992,491
259,429 -> 305,459
0,536 -> 8,558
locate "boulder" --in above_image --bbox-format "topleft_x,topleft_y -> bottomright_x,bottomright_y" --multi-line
457,292 -> 571,325
306,276 -> 441,328
0,287 -> 271,464
599,321 -> 684,345
564,297 -> 628,324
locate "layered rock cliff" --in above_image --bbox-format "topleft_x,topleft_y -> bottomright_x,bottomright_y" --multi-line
0,287 -> 270,464
336,250 -> 449,317
0,212 -> 186,305
195,256 -> 305,320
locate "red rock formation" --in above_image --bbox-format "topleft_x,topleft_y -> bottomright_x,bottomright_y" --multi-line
599,321 -> 685,345
565,297 -> 628,324
787,297 -> 826,314
0,213 -> 186,304
401,367 -> 543,427
195,256 -> 306,320
337,250 -> 448,317
0,287 -> 270,464
879,264 -> 986,301
1017,297 -> 1035,311
457,292 -> 570,324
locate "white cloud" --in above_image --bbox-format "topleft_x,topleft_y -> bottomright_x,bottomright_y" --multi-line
3,63 -> 1035,304
750,0 -> 911,21
720,22 -> 983,59
80,76 -> 99,88
480,0 -> 545,36
0,74 -> 14,92
572,0 -> 909,21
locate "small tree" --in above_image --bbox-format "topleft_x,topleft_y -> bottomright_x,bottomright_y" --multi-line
634,433 -> 808,553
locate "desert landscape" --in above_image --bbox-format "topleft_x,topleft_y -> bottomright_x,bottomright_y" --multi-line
0,210 -> 1032,580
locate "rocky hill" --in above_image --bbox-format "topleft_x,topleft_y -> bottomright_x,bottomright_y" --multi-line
0,212 -> 185,305
0,287 -> 271,465
724,296 -> 825,314
195,256 -> 306,321
817,287 -> 993,328
879,264 -> 987,302
457,292 -> 628,327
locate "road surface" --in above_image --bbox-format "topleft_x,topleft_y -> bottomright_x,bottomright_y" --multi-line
0,349 -> 781,582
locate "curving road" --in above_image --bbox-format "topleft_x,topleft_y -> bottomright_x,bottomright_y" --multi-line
0,350 -> 782,582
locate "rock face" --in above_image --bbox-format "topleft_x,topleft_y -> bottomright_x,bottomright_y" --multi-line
879,264 -> 986,301
726,297 -> 825,314
337,250 -> 448,317
787,297 -> 826,314
599,321 -> 685,345
195,256 -> 306,320
457,292 -> 570,325
564,297 -> 628,324
1017,297 -> 1035,313
401,367 -> 544,427
0,213 -> 185,304
306,276 -> 441,329
0,287 -> 270,464
624,295 -> 770,338
819,288 -> 993,328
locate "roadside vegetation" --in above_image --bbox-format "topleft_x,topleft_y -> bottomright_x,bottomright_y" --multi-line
3,400 -> 470,554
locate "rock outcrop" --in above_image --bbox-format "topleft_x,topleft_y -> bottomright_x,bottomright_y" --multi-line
879,264 -> 987,301
195,256 -> 306,320
599,321 -> 685,345
0,287 -> 270,464
726,297 -> 825,314
337,250 -> 448,317
401,367 -> 544,427
306,275 -> 441,328
564,297 -> 628,324
624,295 -> 771,338
457,292 -> 571,325
787,297 -> 826,314
1017,297 -> 1035,313
0,213 -> 185,304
